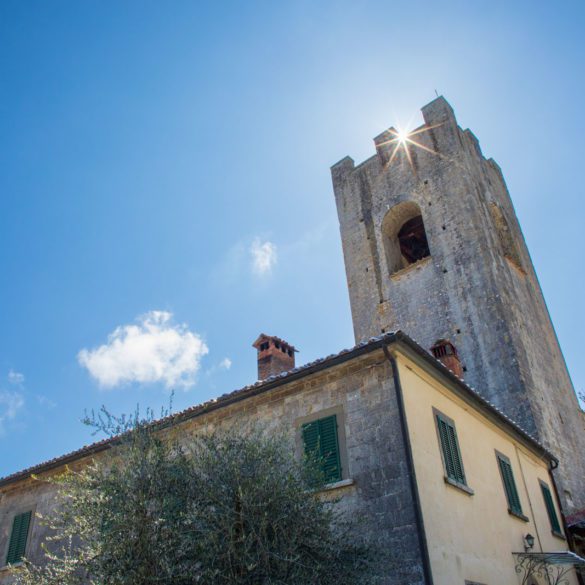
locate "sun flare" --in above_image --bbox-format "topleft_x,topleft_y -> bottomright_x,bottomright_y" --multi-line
395,128 -> 409,145
377,122 -> 444,173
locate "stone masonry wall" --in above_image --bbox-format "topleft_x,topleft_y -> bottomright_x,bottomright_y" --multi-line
331,97 -> 585,511
0,350 -> 426,585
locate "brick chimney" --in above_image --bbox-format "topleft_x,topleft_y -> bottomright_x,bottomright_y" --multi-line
253,334 -> 297,380
431,339 -> 464,379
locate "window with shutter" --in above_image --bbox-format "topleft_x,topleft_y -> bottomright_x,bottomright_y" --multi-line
540,481 -> 562,536
302,414 -> 342,483
435,412 -> 467,486
496,453 -> 524,517
6,510 -> 32,565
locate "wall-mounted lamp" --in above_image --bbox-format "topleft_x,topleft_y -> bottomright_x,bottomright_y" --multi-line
523,533 -> 535,552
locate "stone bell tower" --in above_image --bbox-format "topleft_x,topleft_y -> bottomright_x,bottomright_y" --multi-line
331,96 -> 585,511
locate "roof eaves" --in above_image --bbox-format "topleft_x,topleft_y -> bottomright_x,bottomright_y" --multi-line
391,331 -> 556,464
0,333 -> 398,488
0,330 -> 556,488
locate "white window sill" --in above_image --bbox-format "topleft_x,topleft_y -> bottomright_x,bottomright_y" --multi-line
322,478 -> 355,491
508,508 -> 530,522
444,476 -> 474,496
0,562 -> 23,572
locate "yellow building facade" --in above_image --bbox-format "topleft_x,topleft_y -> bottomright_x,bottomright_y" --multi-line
395,347 -> 581,584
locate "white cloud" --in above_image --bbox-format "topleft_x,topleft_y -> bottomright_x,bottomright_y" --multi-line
77,311 -> 209,390
219,357 -> 232,370
0,390 -> 24,435
7,370 -> 24,386
204,357 -> 233,380
36,394 -> 57,409
250,238 -> 277,276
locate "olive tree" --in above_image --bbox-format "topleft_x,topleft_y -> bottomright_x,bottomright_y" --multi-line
16,408 -> 378,585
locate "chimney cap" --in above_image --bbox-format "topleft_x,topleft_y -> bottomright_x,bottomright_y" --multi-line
252,333 -> 298,353
431,338 -> 458,355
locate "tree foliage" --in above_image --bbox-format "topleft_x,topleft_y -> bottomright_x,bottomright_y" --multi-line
16,408 -> 377,584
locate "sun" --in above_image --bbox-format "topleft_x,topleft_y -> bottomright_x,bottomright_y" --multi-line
395,128 -> 409,146
377,122 -> 444,173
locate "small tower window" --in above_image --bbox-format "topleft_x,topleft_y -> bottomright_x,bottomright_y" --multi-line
381,201 -> 431,275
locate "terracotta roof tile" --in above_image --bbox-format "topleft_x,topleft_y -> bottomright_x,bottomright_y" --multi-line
0,331 -> 555,488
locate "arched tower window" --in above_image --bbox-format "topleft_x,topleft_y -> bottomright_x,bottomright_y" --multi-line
381,201 -> 430,275
488,203 -> 523,270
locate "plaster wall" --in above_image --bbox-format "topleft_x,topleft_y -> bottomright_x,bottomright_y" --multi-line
396,352 -> 577,585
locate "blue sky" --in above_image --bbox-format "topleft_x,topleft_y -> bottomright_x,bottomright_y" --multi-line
1,0 -> 584,477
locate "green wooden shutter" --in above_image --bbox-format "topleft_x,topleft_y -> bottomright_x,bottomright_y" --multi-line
437,414 -> 466,485
446,423 -> 465,484
541,483 -> 562,534
6,511 -> 32,565
437,417 -> 455,479
302,415 -> 342,483
318,415 -> 342,482
302,420 -> 320,458
497,456 -> 523,515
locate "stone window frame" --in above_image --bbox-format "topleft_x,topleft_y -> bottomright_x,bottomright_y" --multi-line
538,479 -> 565,540
380,200 -> 432,276
494,450 -> 529,522
432,407 -> 474,496
295,405 -> 351,488
1,503 -> 37,570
